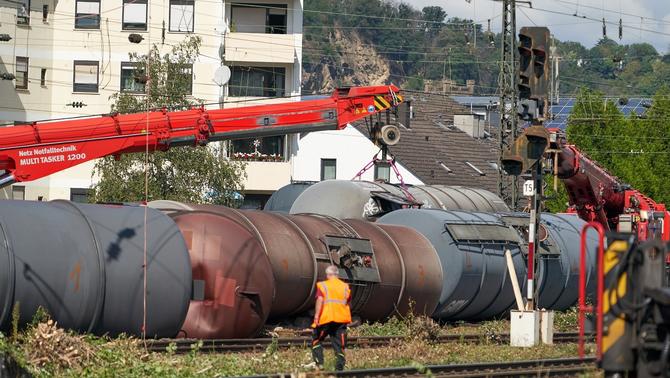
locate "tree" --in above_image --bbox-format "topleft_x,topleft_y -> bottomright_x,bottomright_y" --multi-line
421,6 -> 447,37
544,174 -> 570,213
91,36 -> 246,206
565,86 -> 670,206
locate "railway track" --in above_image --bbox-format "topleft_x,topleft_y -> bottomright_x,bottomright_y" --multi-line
253,357 -> 597,377
147,332 -> 591,354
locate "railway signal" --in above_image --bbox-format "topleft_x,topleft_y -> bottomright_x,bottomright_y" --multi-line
517,26 -> 550,121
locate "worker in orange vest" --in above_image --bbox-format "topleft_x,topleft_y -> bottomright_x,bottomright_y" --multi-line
311,265 -> 352,371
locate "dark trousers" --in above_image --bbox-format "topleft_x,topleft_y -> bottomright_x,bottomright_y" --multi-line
312,322 -> 347,370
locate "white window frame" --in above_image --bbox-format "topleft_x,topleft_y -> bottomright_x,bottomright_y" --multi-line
122,0 -> 148,31
169,0 -> 194,32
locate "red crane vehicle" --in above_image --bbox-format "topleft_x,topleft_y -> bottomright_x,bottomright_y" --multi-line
0,85 -> 403,189
549,128 -> 670,242
548,128 -> 670,377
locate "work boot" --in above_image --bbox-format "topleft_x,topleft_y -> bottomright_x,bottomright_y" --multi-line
335,353 -> 345,371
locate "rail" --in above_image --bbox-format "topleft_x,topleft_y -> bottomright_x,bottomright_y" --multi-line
255,357 -> 597,377
147,332 -> 591,354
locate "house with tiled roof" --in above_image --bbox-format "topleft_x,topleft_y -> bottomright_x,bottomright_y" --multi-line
291,90 -> 501,194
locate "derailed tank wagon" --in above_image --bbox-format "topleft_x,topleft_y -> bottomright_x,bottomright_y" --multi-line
0,192 -> 596,339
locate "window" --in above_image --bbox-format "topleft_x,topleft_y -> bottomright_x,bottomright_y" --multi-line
75,0 -> 100,29
70,188 -> 90,203
42,4 -> 48,22
167,63 -> 193,95
229,66 -> 285,97
169,0 -> 194,32
73,60 -> 99,92
15,57 -> 28,90
267,6 -> 287,34
122,0 -> 147,30
230,136 -> 285,161
120,62 -> 145,93
230,3 -> 287,34
11,186 -> 25,201
321,159 -> 336,181
40,68 -> 46,86
17,0 -> 30,25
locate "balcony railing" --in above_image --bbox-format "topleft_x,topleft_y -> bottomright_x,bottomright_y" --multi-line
231,152 -> 284,162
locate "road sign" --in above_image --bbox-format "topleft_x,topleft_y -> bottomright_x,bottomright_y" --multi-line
523,180 -> 534,197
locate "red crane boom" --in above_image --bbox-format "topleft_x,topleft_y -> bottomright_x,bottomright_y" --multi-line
0,85 -> 402,187
551,129 -> 670,241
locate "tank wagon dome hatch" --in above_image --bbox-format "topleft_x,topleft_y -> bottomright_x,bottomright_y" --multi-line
288,180 -> 510,220
0,200 -> 192,338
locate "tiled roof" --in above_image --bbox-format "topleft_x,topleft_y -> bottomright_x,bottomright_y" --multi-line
355,90 -> 500,192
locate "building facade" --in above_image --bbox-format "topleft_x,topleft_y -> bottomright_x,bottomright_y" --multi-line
0,0 -> 303,201
289,91 -> 502,196
291,126 -> 423,185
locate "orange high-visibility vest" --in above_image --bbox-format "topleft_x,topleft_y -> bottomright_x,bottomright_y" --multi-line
316,277 -> 352,325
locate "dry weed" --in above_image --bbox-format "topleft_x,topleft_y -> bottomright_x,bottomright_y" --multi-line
23,320 -> 96,371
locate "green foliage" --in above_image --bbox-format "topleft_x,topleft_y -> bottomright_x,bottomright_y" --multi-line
353,316 -> 412,337
566,86 -> 670,205
92,36 -> 245,206
554,307 -> 579,333
28,307 -> 50,329
544,174 -> 570,213
352,305 -> 441,342
304,1 -> 670,95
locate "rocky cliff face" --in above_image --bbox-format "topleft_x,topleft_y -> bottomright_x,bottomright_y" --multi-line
302,29 -> 392,94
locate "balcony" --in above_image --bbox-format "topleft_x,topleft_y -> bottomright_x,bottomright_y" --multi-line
225,33 -> 297,64
243,161 -> 292,191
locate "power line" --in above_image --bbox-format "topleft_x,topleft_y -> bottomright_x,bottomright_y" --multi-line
509,2 -> 670,38
551,0 -> 670,26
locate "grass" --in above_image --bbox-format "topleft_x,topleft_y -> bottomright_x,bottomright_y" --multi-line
351,307 -> 581,338
0,307 -> 591,377
3,329 -> 594,377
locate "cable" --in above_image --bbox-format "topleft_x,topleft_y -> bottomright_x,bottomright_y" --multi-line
552,0 -> 670,26
507,2 -> 670,38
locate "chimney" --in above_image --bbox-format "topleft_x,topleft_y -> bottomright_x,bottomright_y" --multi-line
466,80 -> 475,94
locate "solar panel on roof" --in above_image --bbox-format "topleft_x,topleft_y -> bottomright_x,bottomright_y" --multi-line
545,97 -> 650,129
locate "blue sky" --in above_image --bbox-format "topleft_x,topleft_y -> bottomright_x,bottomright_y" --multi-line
409,0 -> 670,53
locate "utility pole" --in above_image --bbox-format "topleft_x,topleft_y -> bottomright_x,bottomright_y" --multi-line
497,0 -> 519,209
549,36 -> 560,110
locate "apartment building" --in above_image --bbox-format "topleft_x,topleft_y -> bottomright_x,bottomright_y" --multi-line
0,0 -> 304,202
221,0 -> 303,208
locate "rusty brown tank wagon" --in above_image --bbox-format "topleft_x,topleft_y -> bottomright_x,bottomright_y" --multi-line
149,201 -> 443,339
